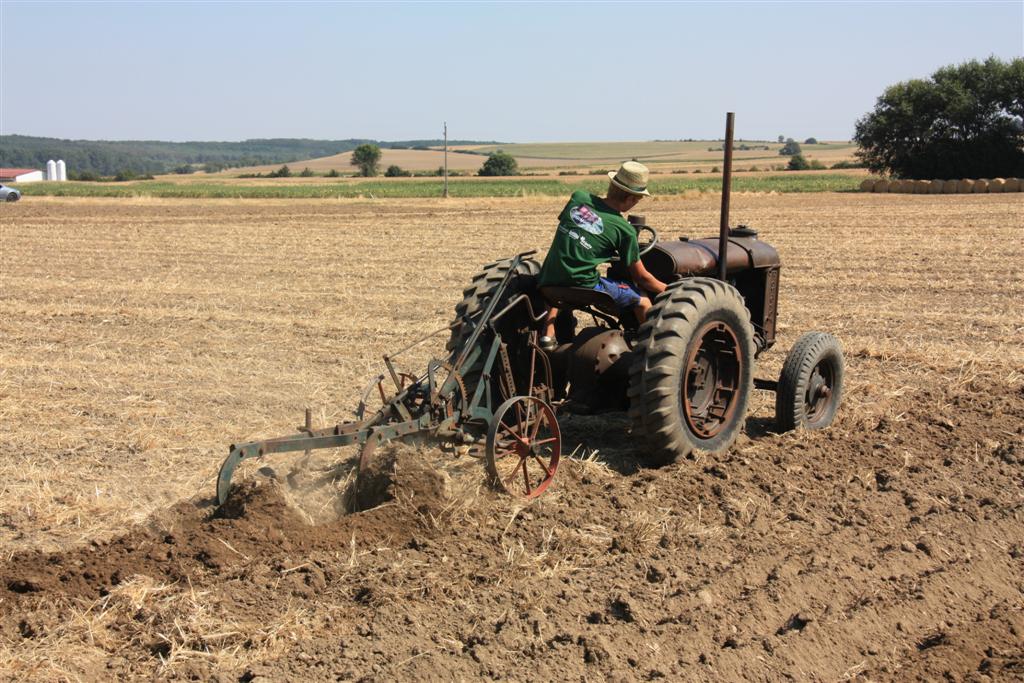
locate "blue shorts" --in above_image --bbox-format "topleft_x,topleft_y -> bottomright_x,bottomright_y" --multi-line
594,277 -> 642,310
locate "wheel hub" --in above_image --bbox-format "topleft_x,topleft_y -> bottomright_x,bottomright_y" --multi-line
682,321 -> 742,439
804,362 -> 834,422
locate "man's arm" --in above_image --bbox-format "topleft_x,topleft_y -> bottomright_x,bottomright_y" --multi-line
628,259 -> 667,296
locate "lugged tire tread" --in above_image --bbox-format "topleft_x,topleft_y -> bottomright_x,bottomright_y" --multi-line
775,332 -> 844,432
627,277 -> 755,466
446,257 -> 541,399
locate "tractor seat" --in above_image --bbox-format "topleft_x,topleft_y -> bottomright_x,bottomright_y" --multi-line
539,286 -> 619,316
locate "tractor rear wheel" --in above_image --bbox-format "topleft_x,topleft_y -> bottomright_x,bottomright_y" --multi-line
628,278 -> 755,466
775,332 -> 844,431
446,257 -> 541,406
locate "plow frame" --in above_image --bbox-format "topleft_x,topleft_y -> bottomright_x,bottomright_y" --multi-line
216,251 -> 553,505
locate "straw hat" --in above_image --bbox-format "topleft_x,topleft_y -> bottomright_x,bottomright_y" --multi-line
608,161 -> 651,197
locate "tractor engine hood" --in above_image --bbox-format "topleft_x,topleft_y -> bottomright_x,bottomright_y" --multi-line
641,231 -> 780,282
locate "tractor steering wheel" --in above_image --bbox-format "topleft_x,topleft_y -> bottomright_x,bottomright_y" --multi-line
637,225 -> 659,256
608,225 -> 660,263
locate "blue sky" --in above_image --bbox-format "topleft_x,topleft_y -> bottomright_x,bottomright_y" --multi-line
1,1 -> 1021,142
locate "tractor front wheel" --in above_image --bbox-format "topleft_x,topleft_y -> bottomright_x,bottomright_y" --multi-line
628,278 -> 755,466
775,332 -> 844,431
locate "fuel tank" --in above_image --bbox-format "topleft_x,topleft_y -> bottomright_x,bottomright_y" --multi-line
642,231 -> 780,282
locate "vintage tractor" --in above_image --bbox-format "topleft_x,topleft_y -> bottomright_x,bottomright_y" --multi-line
214,113 -> 844,505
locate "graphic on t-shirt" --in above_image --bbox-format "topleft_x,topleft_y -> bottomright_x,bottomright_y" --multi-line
569,205 -> 604,235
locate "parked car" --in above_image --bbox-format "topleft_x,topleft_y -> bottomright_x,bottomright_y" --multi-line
0,184 -> 21,202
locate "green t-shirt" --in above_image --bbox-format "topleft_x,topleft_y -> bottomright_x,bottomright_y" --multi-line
538,190 -> 640,288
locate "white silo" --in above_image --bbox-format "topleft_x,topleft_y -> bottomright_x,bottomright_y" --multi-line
46,160 -> 57,180
56,160 -> 67,181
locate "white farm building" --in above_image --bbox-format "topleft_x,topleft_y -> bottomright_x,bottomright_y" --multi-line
0,168 -> 44,183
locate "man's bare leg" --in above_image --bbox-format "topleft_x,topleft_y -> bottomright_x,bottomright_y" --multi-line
542,306 -> 559,342
634,297 -> 652,323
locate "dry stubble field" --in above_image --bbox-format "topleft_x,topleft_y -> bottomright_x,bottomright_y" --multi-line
0,193 -> 1022,681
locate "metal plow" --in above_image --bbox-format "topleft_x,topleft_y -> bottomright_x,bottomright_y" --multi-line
215,251 -> 562,507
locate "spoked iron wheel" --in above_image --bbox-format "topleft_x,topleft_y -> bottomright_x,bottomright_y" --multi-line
682,320 -> 743,439
486,396 -> 561,498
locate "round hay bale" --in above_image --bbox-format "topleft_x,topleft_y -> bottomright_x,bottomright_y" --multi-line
928,179 -> 944,194
941,179 -> 957,194
914,179 -> 931,194
956,179 -> 975,193
872,179 -> 890,193
988,178 -> 1006,193
898,179 -> 916,193
1004,178 -> 1022,192
973,179 -> 990,193
859,178 -> 875,192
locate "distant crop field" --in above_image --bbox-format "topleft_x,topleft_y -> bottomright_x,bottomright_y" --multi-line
458,140 -> 756,159
18,173 -> 864,199
226,140 -> 858,176
455,140 -> 857,167
229,147 -> 488,174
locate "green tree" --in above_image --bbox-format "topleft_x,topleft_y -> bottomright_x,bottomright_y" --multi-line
299,167 -> 315,177
777,135 -> 785,143
787,154 -> 810,171
326,168 -> 340,177
779,139 -> 802,156
854,57 -> 1024,179
804,137 -> 818,144
385,164 -> 411,177
478,151 -> 519,176
351,144 -> 382,177
267,165 -> 292,178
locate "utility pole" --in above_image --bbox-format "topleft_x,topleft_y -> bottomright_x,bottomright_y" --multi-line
443,121 -> 449,198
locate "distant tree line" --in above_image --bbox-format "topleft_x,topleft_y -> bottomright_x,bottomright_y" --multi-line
0,135 -> 508,176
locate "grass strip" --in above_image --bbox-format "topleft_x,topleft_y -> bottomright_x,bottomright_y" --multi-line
17,174 -> 860,199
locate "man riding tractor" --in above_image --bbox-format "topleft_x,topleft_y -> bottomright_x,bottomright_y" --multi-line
538,161 -> 668,350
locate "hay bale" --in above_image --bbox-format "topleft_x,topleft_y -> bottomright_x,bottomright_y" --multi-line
872,179 -> 890,193
898,179 -> 916,193
956,179 -> 975,193
1004,178 -> 1022,192
914,179 -> 931,194
988,178 -> 1006,193
941,179 -> 957,194
973,179 -> 990,193
859,178 -> 875,192
928,180 -> 945,194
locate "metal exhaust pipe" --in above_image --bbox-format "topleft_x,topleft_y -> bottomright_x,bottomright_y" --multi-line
717,112 -> 735,282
